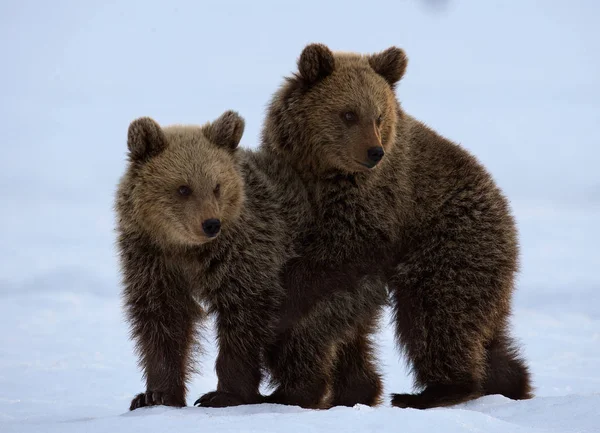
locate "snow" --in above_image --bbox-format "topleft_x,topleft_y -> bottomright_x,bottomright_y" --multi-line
1,0 -> 599,432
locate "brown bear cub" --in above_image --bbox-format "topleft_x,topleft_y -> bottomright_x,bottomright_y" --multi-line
261,43 -> 532,409
115,111 -> 300,410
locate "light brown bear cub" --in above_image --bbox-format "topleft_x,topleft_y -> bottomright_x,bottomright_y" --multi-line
261,44 -> 532,409
115,111 -> 295,410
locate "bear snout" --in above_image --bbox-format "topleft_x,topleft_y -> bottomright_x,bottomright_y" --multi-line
202,218 -> 221,237
366,146 -> 385,167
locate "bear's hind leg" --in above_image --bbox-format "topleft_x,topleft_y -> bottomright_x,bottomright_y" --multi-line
389,262 -> 490,409
390,323 -> 486,410
482,331 -> 533,400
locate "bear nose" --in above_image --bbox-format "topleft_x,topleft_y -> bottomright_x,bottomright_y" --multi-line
202,218 -> 221,237
367,146 -> 385,165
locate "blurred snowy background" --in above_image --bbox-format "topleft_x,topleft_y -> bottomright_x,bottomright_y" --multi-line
1,1 -> 598,432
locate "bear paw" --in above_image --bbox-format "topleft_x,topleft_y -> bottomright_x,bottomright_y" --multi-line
194,391 -> 247,408
390,393 -> 417,409
129,390 -> 185,411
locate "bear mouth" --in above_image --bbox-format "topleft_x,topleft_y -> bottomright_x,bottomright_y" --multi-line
195,233 -> 219,244
187,229 -> 220,245
354,159 -> 377,171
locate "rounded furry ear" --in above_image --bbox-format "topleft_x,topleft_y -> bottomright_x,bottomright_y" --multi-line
297,43 -> 335,84
127,117 -> 167,162
204,110 -> 245,151
368,47 -> 408,87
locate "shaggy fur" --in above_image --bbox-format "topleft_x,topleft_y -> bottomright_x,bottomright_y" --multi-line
115,111 -> 307,410
260,43 -> 532,409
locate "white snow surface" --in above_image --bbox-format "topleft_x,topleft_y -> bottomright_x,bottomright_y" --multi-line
1,1 -> 599,432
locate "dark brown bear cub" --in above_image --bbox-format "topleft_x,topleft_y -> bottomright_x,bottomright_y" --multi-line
261,43 -> 532,409
115,111 -> 295,410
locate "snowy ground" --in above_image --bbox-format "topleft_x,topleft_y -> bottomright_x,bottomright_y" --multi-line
1,1 -> 599,432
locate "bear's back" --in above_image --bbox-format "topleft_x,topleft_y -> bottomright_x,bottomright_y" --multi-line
403,115 -> 511,223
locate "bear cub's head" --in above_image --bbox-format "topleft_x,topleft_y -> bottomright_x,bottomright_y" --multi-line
121,110 -> 245,248
266,43 -> 408,175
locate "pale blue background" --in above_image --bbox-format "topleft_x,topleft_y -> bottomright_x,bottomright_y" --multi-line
0,1 -> 598,430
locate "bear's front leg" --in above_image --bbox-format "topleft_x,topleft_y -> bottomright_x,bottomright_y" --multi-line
194,339 -> 265,409
123,256 -> 203,411
264,257 -> 387,409
329,316 -> 383,407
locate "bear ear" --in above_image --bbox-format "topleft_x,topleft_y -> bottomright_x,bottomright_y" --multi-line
297,43 -> 335,85
368,46 -> 408,87
204,110 -> 245,151
127,117 -> 167,162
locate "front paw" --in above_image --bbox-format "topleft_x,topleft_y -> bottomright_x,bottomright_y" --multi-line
129,390 -> 185,411
263,387 -> 325,409
194,391 -> 247,408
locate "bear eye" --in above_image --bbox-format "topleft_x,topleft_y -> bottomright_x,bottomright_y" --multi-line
214,183 -> 221,198
376,114 -> 383,127
342,111 -> 358,124
178,185 -> 192,197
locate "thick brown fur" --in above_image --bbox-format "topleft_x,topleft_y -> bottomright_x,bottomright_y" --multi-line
260,43 -> 532,409
115,111 -> 308,410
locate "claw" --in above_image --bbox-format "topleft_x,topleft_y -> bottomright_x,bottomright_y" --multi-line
195,391 -> 220,407
129,392 -> 146,411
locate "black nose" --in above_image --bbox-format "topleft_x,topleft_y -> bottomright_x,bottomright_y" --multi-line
367,146 -> 385,164
202,218 -> 221,237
